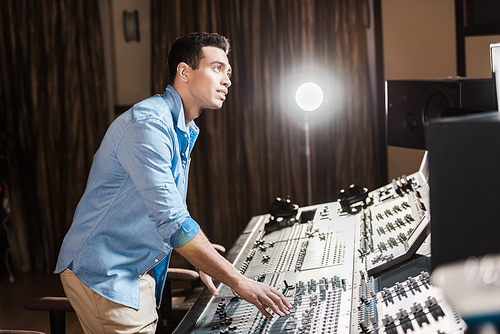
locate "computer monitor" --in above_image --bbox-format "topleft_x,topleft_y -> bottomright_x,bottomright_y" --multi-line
491,42 -> 500,110
386,79 -> 495,150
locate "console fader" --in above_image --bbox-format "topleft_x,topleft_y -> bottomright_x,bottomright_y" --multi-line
173,155 -> 466,333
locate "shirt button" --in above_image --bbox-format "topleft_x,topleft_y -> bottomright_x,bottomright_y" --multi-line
155,259 -> 159,263
184,133 -> 188,137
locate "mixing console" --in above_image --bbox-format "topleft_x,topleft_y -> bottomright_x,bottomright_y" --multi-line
371,272 -> 466,334
174,154 -> 466,333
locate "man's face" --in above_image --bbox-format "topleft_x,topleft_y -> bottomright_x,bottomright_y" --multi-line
188,46 -> 232,110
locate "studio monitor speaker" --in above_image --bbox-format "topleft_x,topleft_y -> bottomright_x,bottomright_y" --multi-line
386,78 -> 495,150
428,112 -> 500,271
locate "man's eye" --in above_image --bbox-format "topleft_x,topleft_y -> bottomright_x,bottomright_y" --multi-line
214,66 -> 221,72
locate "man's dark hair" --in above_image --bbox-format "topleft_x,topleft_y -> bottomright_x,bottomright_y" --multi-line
168,32 -> 230,85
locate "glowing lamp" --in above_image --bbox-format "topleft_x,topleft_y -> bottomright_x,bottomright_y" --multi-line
295,82 -> 324,111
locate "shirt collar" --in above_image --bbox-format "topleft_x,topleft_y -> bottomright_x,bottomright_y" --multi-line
163,85 -> 189,133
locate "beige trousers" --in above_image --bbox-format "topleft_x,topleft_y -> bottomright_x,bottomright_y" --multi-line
60,269 -> 158,334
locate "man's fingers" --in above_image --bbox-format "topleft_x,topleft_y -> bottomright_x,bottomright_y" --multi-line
235,279 -> 291,318
268,303 -> 286,317
265,286 -> 291,315
205,279 -> 218,295
256,302 -> 273,318
261,293 -> 288,317
199,270 -> 218,296
273,288 -> 293,308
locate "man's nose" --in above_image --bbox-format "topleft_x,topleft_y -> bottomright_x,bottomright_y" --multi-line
223,74 -> 231,87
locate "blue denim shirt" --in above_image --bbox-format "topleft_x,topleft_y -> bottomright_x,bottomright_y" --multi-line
54,86 -> 200,310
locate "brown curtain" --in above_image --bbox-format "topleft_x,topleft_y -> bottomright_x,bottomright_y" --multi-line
152,0 -> 379,249
0,0 -> 108,272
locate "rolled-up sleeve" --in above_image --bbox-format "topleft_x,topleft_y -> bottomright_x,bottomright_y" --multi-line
170,218 -> 200,248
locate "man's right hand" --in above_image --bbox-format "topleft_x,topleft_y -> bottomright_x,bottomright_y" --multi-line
230,276 -> 291,318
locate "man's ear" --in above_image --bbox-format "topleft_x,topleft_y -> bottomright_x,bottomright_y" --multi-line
177,62 -> 190,83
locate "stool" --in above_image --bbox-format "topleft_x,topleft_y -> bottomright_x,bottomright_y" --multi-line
22,297 -> 74,334
158,268 -> 200,334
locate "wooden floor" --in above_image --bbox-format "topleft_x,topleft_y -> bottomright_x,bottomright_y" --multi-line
0,271 -> 83,334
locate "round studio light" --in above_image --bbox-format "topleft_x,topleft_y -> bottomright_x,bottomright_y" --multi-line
295,82 -> 324,111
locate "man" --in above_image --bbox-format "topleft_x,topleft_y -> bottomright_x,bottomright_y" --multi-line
55,32 -> 291,333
